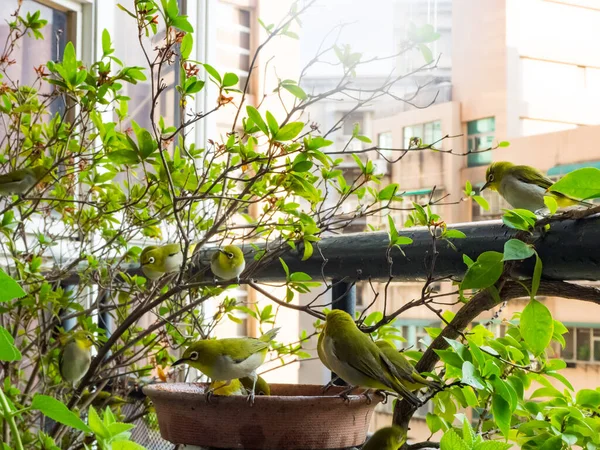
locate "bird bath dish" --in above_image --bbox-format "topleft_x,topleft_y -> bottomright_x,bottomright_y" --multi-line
144,383 -> 383,449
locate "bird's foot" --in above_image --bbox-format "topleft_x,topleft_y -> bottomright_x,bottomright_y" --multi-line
246,392 -> 255,406
376,390 -> 390,404
338,385 -> 356,404
205,389 -> 215,404
362,389 -> 373,405
321,379 -> 336,394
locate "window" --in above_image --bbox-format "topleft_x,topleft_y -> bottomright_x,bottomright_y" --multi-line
217,1 -> 252,92
466,117 -> 495,167
403,120 -> 442,148
377,132 -> 393,159
559,327 -> 600,363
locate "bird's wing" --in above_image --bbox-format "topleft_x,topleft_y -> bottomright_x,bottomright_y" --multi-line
223,338 -> 269,363
512,166 -> 553,189
513,165 -> 593,204
330,332 -> 398,389
0,170 -> 27,184
378,352 -> 420,404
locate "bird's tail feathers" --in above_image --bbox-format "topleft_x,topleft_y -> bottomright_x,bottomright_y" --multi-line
259,327 -> 280,343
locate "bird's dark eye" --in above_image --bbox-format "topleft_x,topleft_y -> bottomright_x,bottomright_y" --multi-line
190,351 -> 199,360
488,174 -> 494,182
227,253 -> 234,259
148,256 -> 155,264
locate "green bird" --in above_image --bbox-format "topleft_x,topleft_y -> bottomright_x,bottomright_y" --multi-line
362,426 -> 407,450
140,242 -> 196,280
319,310 -> 420,406
209,379 -> 246,396
240,374 -> 270,396
210,245 -> 246,281
172,328 -> 279,403
80,390 -> 132,408
375,340 -> 441,391
59,330 -> 93,386
481,161 -> 590,212
0,166 -> 48,195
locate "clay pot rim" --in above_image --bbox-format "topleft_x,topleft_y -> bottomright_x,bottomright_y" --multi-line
144,382 -> 384,406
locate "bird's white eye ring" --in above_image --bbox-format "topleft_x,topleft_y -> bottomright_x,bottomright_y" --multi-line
227,253 -> 234,259
190,351 -> 199,360
148,256 -> 155,264
488,174 -> 494,182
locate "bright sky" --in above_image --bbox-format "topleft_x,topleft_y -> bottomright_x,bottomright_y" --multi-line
298,0 -> 398,77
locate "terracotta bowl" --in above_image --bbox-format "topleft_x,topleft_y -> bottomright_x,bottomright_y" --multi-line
144,383 -> 383,449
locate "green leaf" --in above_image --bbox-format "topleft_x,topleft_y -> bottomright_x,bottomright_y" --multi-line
107,150 -> 140,165
539,436 -> 564,450
171,17 -> 194,33
445,229 -> 466,239
532,254 -> 542,298
87,406 -> 108,437
265,111 -> 279,136
302,241 -> 313,261
543,195 -> 558,214
0,326 -> 21,361
473,442 -> 512,450
492,394 -> 511,438
203,64 -> 222,83
473,195 -> 490,210
497,141 -> 510,148
503,239 -> 535,261
246,106 -> 269,136
440,429 -> 469,450
576,389 -> 600,408
180,33 -> 193,59
282,84 -> 307,100
32,395 -> 91,433
112,442 -> 147,450
520,299 -> 553,356
378,184 -> 399,201
135,129 -> 156,159
275,122 -> 304,141
549,167 -> 600,200
166,0 -> 179,19
222,72 -> 239,88
0,268 -> 26,302
101,29 -> 112,56
461,251 -> 504,291
461,361 -> 485,390
418,43 -> 433,63
426,413 -> 444,434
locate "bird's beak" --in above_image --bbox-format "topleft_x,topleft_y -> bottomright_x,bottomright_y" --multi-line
171,358 -> 187,367
480,181 -> 490,192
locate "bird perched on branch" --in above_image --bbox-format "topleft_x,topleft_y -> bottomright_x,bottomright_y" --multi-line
172,328 -> 279,404
362,426 -> 407,450
481,161 -> 590,212
318,310 -> 420,406
140,242 -> 196,280
375,340 -> 441,392
0,166 -> 49,196
59,330 -> 94,386
210,244 -> 246,282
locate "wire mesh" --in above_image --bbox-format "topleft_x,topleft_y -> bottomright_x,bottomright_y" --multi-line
124,403 -> 176,450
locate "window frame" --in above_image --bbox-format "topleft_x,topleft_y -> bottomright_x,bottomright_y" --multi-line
466,117 -> 495,168
560,326 -> 600,364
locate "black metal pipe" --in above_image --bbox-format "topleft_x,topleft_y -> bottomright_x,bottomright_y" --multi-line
331,280 -> 356,385
251,218 -> 600,282
58,217 -> 600,284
